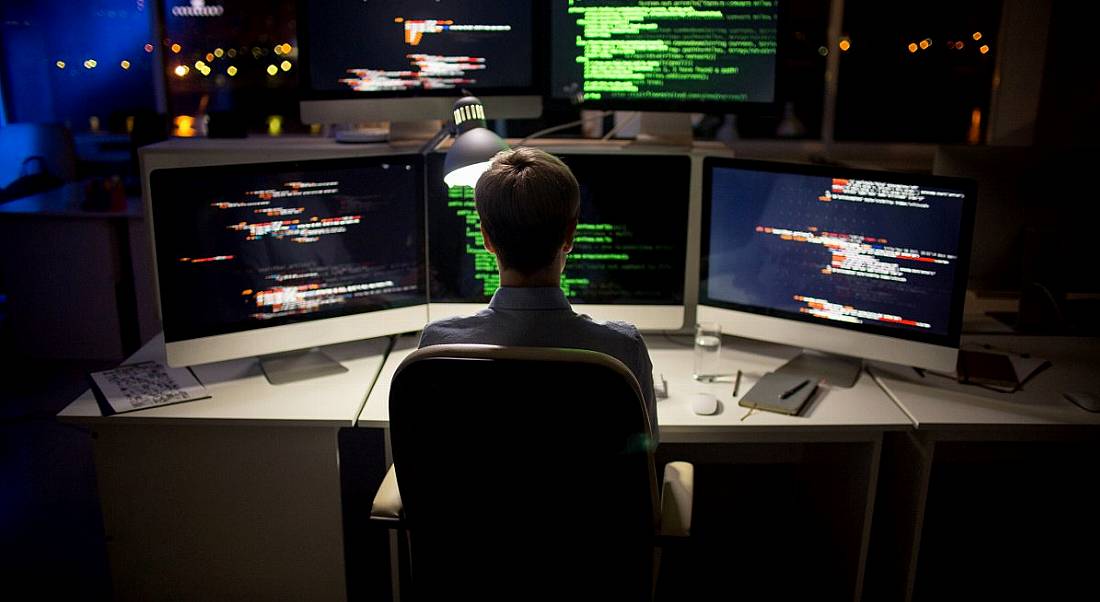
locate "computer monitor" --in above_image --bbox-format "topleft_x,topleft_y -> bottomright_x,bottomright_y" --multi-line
299,0 -> 542,123
147,154 -> 428,376
699,157 -> 975,382
426,151 -> 691,330
549,0 -> 778,109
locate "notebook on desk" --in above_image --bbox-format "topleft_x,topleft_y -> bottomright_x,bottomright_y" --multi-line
957,349 -> 1018,388
738,372 -> 819,416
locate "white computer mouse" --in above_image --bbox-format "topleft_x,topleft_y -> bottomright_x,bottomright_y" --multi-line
690,392 -> 720,416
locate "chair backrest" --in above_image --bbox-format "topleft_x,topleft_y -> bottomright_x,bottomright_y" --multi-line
389,344 -> 659,598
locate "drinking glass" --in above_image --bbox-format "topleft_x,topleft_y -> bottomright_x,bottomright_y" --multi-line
693,322 -> 722,380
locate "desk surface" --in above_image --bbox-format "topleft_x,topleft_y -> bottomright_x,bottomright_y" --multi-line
59,333 -> 391,427
648,336 -> 913,435
0,181 -> 142,219
60,329 -> 1099,432
869,335 -> 1100,429
358,333 -> 914,441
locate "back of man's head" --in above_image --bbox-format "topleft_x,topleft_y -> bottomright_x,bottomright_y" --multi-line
475,147 -> 580,274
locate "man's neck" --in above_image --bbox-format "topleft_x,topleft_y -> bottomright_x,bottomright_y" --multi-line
499,266 -> 561,288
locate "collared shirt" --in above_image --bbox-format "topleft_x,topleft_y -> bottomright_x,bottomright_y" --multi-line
418,286 -> 659,441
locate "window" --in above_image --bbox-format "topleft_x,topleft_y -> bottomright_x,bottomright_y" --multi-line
161,0 -> 300,135
835,0 -> 1002,143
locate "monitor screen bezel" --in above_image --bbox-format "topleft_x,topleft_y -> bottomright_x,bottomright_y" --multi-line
699,156 -> 976,349
296,0 -> 546,102
148,153 -> 429,350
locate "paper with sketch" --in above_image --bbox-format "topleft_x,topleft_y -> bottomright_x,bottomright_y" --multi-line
89,360 -> 210,415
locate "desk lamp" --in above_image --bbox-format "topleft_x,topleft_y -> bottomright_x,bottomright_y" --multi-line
421,95 -> 510,188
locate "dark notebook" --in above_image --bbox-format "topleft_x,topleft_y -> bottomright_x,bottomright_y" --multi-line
738,372 -> 819,416
957,349 -> 1018,388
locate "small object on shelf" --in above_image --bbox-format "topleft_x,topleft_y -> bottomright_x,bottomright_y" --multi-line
654,373 -> 669,400
81,176 -> 126,211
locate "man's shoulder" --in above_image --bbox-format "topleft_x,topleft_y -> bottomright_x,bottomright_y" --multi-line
572,314 -> 646,347
419,309 -> 648,356
585,316 -> 643,339
419,313 -> 492,346
571,317 -> 653,377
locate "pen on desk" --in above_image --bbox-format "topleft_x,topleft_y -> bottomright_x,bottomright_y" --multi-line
740,403 -> 756,421
779,378 -> 810,399
732,369 -> 742,397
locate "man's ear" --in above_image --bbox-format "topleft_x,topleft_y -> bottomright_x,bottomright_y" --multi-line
562,219 -> 578,254
480,224 -> 497,254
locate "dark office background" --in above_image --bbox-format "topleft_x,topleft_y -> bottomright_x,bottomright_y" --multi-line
0,1 -> 1089,145
2,1 -> 1098,600
2,0 -> 1065,143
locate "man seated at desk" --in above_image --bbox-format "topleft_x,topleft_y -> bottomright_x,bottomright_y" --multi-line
418,147 -> 659,440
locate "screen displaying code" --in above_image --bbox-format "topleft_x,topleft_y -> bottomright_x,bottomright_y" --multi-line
427,152 -> 690,305
551,0 -> 777,103
150,156 -> 426,342
305,0 -> 534,93
704,165 -> 969,337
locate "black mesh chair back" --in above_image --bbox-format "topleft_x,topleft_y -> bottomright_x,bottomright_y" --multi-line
388,344 -> 659,599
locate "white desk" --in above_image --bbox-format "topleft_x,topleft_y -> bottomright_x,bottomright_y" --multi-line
357,333 -> 913,602
869,335 -> 1100,429
59,328 -> 1097,602
650,336 -> 915,439
357,335 -> 418,430
860,335 -> 1100,602
361,334 -> 913,435
58,333 -> 391,602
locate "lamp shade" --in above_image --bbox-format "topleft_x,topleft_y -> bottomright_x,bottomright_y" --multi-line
442,127 -> 510,188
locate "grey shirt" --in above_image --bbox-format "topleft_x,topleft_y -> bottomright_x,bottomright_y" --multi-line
418,286 -> 659,441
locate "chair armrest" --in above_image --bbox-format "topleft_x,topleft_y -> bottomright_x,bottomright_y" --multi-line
659,461 -> 694,537
370,464 -> 403,525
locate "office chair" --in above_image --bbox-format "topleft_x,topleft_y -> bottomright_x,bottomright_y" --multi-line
371,344 -> 694,601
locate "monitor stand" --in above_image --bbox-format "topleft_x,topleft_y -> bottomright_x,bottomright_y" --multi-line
333,120 -> 443,145
334,123 -> 390,143
631,112 -> 694,147
774,350 -> 863,388
388,119 -> 444,146
259,348 -> 349,385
